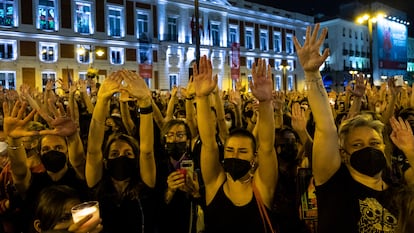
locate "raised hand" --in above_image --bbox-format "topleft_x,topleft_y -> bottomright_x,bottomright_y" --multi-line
390,116 -> 414,153
272,91 -> 285,112
291,102 -> 308,133
250,59 -> 272,102
119,70 -> 151,102
40,99 -> 77,137
194,55 -> 216,97
293,23 -> 329,73
97,70 -> 122,100
350,74 -> 366,98
3,101 -> 37,138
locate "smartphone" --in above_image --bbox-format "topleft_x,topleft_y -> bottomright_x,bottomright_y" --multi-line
180,160 -> 194,180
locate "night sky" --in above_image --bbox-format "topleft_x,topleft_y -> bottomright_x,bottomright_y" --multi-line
246,0 -> 414,36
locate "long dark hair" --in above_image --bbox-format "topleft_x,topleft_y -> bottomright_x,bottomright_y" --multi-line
98,134 -> 143,201
32,185 -> 80,232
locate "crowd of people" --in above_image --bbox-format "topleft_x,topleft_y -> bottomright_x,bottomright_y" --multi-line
0,24 -> 412,233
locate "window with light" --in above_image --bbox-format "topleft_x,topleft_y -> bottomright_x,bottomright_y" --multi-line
108,6 -> 123,37
169,74 -> 177,90
0,40 -> 15,60
229,26 -> 238,44
110,47 -> 124,65
0,0 -> 17,27
167,17 -> 177,41
211,23 -> 220,46
285,34 -> 293,54
75,1 -> 92,34
260,30 -> 268,51
0,71 -> 15,89
39,42 -> 57,62
41,71 -> 56,91
245,28 -> 253,50
247,57 -> 254,69
273,32 -> 281,53
38,0 -> 56,31
137,11 -> 149,41
77,44 -> 92,64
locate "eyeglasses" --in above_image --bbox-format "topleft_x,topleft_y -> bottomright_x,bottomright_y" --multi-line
165,132 -> 186,140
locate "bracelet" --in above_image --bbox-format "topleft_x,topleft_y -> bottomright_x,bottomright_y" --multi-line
139,105 -> 153,114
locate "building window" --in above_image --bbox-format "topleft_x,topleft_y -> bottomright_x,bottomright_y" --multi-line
275,75 -> 281,91
287,75 -> 293,91
169,74 -> 177,90
229,25 -> 238,44
41,71 -> 56,91
287,60 -> 294,71
39,42 -> 57,62
0,71 -> 15,89
0,40 -> 16,60
286,34 -> 293,54
109,47 -> 124,65
348,29 -> 352,38
78,72 -> 87,80
167,17 -> 177,41
137,12 -> 149,41
274,32 -> 281,53
108,6 -> 123,37
0,0 -> 17,27
245,28 -> 253,50
37,0 -> 57,31
247,57 -> 254,69
211,23 -> 220,46
75,1 -> 92,34
342,27 -> 345,37
260,30 -> 268,51
77,44 -> 92,64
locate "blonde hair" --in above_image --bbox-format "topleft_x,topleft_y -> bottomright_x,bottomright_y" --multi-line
338,114 -> 384,148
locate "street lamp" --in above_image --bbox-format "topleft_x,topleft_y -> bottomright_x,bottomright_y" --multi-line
279,64 -> 290,92
356,11 -> 386,86
349,70 -> 358,79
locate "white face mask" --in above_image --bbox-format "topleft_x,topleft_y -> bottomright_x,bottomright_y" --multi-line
225,120 -> 232,130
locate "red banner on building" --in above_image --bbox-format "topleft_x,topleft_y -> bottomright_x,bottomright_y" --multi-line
139,64 -> 153,79
231,42 -> 240,80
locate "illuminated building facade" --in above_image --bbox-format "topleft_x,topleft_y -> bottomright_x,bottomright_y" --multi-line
0,0 -> 313,91
320,1 -> 411,90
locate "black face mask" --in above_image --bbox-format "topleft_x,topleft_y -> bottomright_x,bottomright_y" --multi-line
278,143 -> 298,162
107,156 -> 136,181
222,158 -> 251,181
41,150 -> 67,173
349,147 -> 386,177
165,142 -> 187,161
244,110 -> 254,118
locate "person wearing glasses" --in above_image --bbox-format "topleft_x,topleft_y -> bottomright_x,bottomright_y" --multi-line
156,119 -> 202,233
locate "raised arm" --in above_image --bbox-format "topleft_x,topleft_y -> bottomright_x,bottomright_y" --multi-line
3,101 -> 37,195
390,116 -> 414,184
86,71 -> 122,188
194,56 -> 224,204
293,24 -> 340,185
250,59 -> 277,207
120,70 -> 156,188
